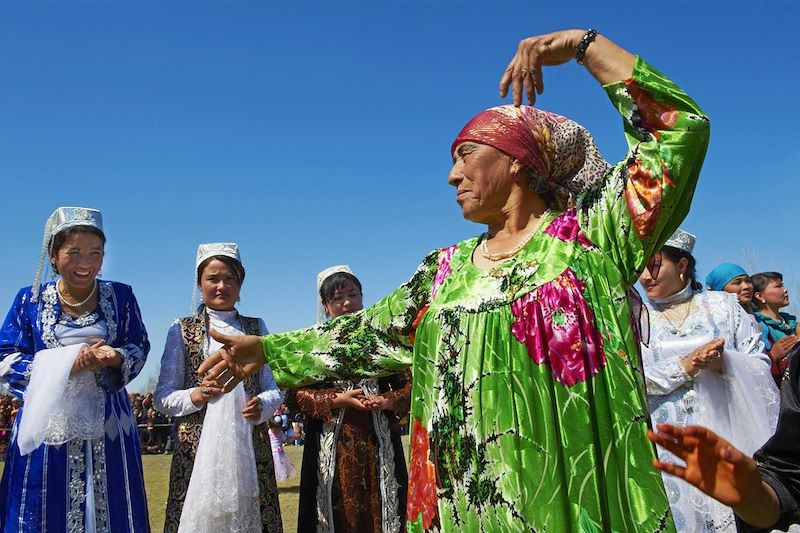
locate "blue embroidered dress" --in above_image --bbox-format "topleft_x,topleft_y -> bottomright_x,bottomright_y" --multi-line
0,280 -> 150,533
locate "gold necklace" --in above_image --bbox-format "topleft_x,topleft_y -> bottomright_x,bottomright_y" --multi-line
480,210 -> 551,262
657,299 -> 695,335
57,279 -> 97,308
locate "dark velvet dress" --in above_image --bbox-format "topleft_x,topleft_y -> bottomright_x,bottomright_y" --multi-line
288,371 -> 411,533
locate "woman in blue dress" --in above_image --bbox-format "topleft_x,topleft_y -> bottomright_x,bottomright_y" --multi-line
0,207 -> 150,532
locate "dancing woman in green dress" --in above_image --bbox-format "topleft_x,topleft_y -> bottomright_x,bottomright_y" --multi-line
200,29 -> 710,532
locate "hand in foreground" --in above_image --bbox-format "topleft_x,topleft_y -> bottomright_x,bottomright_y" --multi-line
769,335 -> 799,363
242,396 -> 262,422
648,424 -> 780,527
331,389 -> 369,411
499,29 -> 585,106
681,338 -> 725,376
196,329 -> 266,392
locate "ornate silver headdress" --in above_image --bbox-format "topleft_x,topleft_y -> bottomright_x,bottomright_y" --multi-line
316,265 -> 352,324
32,207 -> 104,302
664,228 -> 696,254
191,242 -> 242,313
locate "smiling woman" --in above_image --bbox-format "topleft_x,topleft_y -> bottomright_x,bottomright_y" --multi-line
0,206 -> 151,533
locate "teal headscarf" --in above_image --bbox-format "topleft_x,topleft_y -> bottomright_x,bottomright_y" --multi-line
706,263 -> 748,291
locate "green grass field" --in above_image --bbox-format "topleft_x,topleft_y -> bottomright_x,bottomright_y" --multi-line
3,437 -> 409,532
144,444 -> 305,532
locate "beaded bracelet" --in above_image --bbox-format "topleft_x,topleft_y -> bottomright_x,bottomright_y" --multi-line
575,29 -> 598,65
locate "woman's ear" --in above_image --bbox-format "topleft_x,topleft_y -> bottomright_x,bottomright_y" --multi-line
678,257 -> 689,276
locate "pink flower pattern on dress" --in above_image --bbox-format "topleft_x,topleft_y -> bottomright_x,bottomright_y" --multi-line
544,208 -> 594,248
432,244 -> 457,299
511,269 -> 606,386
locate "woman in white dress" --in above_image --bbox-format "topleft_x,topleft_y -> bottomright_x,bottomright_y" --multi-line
639,229 -> 780,533
154,242 -> 284,533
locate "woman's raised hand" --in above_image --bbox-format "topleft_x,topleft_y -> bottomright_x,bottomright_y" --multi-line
648,424 -> 780,527
499,29 -> 635,107
500,30 -> 584,106
197,329 -> 267,392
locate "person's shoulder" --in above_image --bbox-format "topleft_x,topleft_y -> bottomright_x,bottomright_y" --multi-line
699,290 -> 737,307
101,280 -> 134,295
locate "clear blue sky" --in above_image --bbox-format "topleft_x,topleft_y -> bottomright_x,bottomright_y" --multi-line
1,1 -> 797,392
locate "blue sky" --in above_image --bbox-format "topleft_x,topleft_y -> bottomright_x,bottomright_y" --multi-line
1,1 -> 797,392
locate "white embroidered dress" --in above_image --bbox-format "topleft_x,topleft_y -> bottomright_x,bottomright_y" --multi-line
155,308 -> 283,533
643,285 -> 780,533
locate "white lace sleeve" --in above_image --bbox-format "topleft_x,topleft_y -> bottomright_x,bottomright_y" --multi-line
154,321 -> 202,417
641,344 -> 692,395
253,318 -> 284,425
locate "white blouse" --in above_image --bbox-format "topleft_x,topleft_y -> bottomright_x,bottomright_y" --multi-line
154,308 -> 283,424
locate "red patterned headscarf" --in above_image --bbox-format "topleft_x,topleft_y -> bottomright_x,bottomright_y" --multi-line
451,105 -> 610,194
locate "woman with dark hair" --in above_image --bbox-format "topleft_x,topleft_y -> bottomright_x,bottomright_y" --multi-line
288,265 -> 411,533
154,243 -> 283,533
751,272 -> 800,382
639,229 -> 779,532
201,29 -> 711,531
0,207 -> 151,532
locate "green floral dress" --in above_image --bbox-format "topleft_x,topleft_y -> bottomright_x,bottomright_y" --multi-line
264,57 -> 709,532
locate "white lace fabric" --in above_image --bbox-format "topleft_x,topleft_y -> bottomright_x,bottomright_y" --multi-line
178,384 -> 261,533
18,343 -> 104,456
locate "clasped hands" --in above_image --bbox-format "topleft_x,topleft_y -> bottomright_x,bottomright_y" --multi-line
330,388 -> 397,412
71,340 -> 122,374
681,338 -> 725,376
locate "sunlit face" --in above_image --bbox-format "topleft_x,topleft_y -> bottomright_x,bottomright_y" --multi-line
723,275 -> 754,305
639,252 -> 687,300
323,281 -> 363,319
51,232 -> 104,292
448,142 -> 515,223
199,259 -> 241,311
756,279 -> 789,309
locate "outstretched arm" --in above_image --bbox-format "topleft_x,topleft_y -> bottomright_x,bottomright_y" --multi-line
648,424 -> 780,528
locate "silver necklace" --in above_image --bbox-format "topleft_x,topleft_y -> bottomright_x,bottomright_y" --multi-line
56,279 -> 97,308
480,210 -> 551,262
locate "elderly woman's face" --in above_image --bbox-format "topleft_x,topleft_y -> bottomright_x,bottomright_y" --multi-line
51,232 -> 104,292
638,252 -> 687,300
448,142 -> 514,223
723,275 -> 754,305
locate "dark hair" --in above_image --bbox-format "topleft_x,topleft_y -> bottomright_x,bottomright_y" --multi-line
196,255 -> 246,285
660,245 -> 702,291
751,272 -> 783,310
50,226 -> 106,256
319,272 -> 363,305
49,226 -> 106,275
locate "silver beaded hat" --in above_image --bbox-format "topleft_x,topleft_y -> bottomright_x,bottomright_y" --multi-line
191,242 -> 242,313
196,242 -> 241,269
316,264 -> 353,324
664,228 -> 696,254
32,207 -> 104,302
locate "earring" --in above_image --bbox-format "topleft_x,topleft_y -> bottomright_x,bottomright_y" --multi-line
514,170 -> 521,184
679,273 -> 685,282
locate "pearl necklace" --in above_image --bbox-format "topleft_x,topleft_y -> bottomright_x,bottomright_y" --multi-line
57,279 -> 98,308
480,210 -> 551,262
